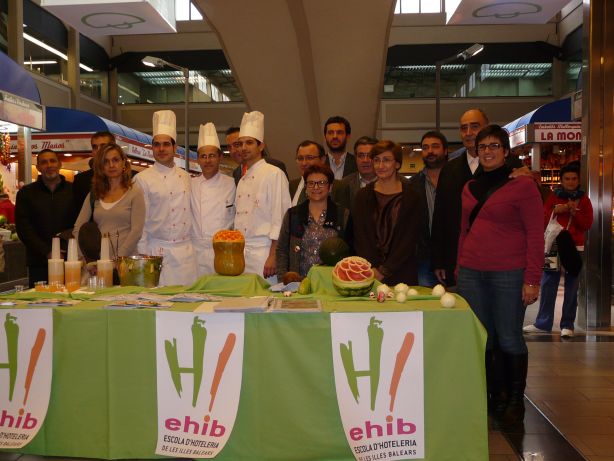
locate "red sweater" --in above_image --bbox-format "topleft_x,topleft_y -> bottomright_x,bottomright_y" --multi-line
458,176 -> 544,285
543,193 -> 592,247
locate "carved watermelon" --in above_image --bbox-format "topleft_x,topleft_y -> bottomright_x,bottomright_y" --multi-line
332,256 -> 375,297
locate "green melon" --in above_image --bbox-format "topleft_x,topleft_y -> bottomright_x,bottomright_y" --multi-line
319,237 -> 351,266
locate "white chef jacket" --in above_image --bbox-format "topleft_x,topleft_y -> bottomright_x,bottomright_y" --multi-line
190,171 -> 236,276
135,162 -> 197,286
291,177 -> 305,206
235,159 -> 290,277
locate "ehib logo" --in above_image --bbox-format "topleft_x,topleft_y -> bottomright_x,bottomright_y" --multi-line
155,312 -> 244,458
0,310 -> 53,448
163,317 -> 236,436
331,313 -> 424,460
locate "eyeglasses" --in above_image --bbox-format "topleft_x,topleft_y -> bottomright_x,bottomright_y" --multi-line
477,143 -> 503,153
356,153 -> 371,160
198,153 -> 219,160
373,157 -> 395,165
306,180 -> 329,189
296,155 -> 320,162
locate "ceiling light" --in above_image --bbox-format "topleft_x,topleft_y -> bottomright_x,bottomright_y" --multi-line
23,32 -> 93,72
24,60 -> 57,65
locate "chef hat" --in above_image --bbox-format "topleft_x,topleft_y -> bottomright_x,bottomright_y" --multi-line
152,110 -> 177,142
197,122 -> 220,150
239,111 -> 264,142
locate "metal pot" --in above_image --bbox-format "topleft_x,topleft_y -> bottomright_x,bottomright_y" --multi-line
117,255 -> 163,287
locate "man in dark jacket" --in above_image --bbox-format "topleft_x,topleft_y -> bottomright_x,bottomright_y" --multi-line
408,131 -> 448,287
16,149 -> 76,287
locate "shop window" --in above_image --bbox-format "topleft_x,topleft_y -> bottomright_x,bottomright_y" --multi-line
117,69 -> 241,105
383,62 -> 553,98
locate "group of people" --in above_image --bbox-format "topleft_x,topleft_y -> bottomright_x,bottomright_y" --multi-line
14,106 -> 592,426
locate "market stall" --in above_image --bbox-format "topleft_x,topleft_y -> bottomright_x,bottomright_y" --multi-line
0,51 -> 45,289
0,269 -> 488,461
9,106 -> 201,177
504,96 -> 581,189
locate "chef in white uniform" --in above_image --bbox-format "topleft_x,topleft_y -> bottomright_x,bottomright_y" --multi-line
190,122 -> 236,276
234,111 -> 290,282
135,110 -> 197,286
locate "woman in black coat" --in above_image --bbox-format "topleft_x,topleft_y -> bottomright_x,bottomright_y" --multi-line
351,140 -> 423,285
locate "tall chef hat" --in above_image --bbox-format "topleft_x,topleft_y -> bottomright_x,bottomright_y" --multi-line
152,110 -> 177,142
197,122 -> 220,150
239,111 -> 264,142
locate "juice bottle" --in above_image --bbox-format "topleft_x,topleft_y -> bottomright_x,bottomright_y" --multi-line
64,261 -> 82,293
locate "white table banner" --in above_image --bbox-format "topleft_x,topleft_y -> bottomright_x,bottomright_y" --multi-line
0,309 -> 53,449
155,312 -> 244,458
331,312 -> 424,460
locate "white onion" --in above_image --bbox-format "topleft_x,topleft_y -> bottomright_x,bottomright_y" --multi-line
394,283 -> 409,294
440,292 -> 456,308
395,292 -> 407,303
432,284 -> 446,297
407,288 -> 419,296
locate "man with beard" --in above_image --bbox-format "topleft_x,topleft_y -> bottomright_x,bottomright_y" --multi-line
15,149 -> 76,286
341,136 -> 378,205
323,115 -> 357,180
409,131 -> 448,287
227,126 -> 288,185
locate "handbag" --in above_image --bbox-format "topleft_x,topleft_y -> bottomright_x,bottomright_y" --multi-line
78,193 -> 102,263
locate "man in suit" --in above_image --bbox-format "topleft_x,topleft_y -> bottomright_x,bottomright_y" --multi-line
227,126 -> 288,184
289,140 -> 350,209
341,136 -> 378,205
431,108 -> 526,287
324,115 -> 357,180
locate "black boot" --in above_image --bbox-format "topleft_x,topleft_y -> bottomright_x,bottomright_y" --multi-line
500,352 -> 528,426
485,347 -> 507,418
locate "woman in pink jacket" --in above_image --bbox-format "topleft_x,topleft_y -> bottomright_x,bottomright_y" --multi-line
524,162 -> 593,338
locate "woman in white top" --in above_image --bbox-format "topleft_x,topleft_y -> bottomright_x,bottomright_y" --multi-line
74,143 -> 145,259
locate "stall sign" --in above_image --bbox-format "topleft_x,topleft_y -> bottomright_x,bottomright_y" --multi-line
331,313 -> 424,461
10,133 -> 91,153
115,134 -> 154,161
155,312 -> 244,458
534,123 -> 581,143
0,310 -> 53,449
0,90 -> 44,131
509,126 -> 527,149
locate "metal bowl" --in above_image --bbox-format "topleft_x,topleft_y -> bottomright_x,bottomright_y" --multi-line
117,255 -> 163,287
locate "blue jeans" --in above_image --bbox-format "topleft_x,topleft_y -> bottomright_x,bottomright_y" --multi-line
418,260 -> 438,288
534,269 -> 580,331
458,267 -> 528,355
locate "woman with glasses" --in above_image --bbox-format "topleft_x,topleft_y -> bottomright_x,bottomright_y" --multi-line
276,164 -> 349,279
456,125 -> 543,425
351,140 -> 422,285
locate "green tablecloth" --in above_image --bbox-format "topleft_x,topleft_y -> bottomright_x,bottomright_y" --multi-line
1,268 -> 488,460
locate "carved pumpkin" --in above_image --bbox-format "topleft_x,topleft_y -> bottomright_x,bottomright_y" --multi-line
212,230 -> 245,276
